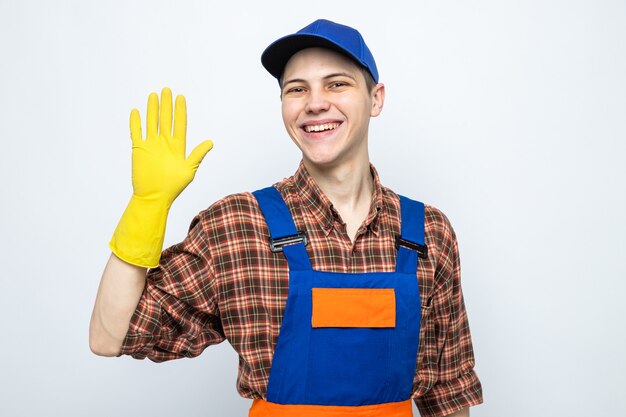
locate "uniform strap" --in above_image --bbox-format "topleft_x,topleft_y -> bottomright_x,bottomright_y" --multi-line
396,195 -> 427,274
252,186 -> 312,271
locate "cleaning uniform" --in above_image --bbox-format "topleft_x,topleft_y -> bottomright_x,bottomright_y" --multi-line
249,186 -> 427,417
120,163 -> 483,417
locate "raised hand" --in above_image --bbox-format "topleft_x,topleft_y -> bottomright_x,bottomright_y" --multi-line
109,87 -> 213,268
130,88 -> 213,204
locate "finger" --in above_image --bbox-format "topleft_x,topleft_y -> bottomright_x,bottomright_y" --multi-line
146,92 -> 159,140
173,94 -> 187,141
187,140 -> 214,168
130,109 -> 142,144
159,87 -> 173,138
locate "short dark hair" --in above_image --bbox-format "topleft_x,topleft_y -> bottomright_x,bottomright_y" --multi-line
360,66 -> 377,93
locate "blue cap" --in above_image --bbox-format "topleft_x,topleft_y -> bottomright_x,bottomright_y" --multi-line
261,19 -> 379,83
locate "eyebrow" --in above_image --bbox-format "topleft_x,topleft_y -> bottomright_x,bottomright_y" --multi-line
282,72 -> 357,87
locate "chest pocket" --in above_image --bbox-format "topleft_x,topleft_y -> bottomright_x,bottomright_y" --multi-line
312,288 -> 396,328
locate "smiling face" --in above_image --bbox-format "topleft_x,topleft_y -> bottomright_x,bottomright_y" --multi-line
280,47 -> 384,173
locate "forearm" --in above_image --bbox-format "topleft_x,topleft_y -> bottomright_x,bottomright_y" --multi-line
89,253 -> 146,356
90,88 -> 212,357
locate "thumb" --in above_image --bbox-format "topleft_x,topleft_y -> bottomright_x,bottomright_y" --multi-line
187,140 -> 214,168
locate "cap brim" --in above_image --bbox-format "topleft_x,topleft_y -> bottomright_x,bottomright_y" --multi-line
261,34 -> 363,81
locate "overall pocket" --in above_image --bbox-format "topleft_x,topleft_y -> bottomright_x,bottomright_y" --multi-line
305,288 -> 397,405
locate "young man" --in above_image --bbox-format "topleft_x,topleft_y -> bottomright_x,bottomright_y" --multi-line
90,19 -> 483,417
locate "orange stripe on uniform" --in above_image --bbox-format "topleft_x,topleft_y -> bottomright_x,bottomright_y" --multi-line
311,288 -> 396,328
249,399 -> 413,417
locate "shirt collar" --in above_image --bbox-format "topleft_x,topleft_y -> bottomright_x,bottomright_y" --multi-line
294,161 -> 384,237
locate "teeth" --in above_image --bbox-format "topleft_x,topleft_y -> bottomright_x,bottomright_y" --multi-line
304,123 -> 339,133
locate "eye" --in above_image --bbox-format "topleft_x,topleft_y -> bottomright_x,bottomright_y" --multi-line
330,82 -> 347,88
285,86 -> 306,94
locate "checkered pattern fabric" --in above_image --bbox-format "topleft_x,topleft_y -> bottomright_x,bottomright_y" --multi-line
120,162 -> 482,417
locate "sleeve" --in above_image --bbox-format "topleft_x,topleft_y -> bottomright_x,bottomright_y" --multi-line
119,213 -> 225,362
414,211 -> 483,417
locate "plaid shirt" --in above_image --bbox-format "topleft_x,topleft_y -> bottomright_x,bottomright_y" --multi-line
121,162 -> 483,417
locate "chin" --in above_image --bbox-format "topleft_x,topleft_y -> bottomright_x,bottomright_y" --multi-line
303,155 -> 344,170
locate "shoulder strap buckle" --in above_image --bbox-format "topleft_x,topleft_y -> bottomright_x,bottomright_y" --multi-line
395,235 -> 428,259
269,231 -> 308,253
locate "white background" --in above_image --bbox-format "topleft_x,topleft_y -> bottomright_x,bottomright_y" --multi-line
1,1 -> 625,416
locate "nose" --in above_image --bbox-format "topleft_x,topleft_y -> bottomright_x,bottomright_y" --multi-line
305,89 -> 330,114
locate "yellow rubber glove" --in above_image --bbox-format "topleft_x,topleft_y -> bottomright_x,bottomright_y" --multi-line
109,87 -> 213,268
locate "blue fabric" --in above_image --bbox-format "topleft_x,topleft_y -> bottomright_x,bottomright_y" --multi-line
253,187 -> 423,406
252,186 -> 300,239
261,19 -> 380,84
396,195 -> 425,274
253,186 -> 311,270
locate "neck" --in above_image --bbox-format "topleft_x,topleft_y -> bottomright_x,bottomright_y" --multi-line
303,158 -> 374,242
304,158 -> 373,208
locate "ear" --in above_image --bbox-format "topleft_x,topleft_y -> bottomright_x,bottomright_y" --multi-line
370,83 -> 385,117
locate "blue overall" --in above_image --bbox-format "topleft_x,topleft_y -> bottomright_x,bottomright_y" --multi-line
252,186 -> 424,408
